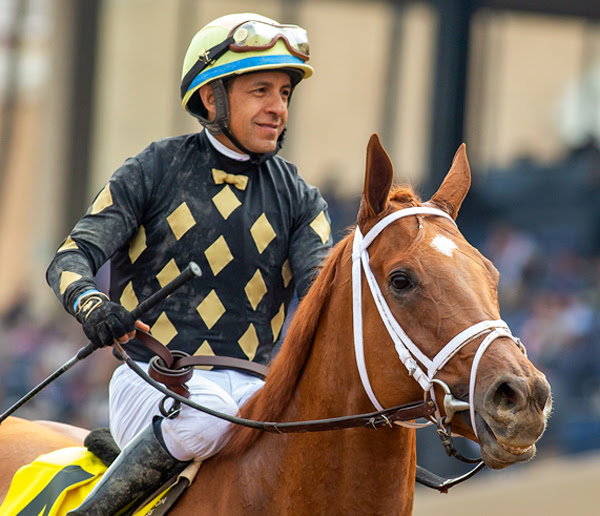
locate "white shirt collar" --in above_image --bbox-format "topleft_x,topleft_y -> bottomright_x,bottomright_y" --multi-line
205,130 -> 250,162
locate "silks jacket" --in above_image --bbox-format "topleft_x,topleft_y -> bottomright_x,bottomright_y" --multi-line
46,131 -> 332,365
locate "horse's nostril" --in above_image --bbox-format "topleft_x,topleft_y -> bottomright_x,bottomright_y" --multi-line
536,379 -> 553,416
492,382 -> 519,409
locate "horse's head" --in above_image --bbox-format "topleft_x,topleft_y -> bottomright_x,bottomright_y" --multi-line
356,134 -> 552,470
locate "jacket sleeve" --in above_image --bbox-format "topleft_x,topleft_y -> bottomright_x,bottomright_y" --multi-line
46,155 -> 152,315
287,177 -> 333,299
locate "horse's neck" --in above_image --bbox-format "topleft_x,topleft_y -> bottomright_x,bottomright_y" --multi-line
268,299 -> 417,513
237,278 -> 416,513
178,264 -> 417,515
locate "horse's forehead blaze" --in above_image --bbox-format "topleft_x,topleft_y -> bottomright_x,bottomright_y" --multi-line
430,235 -> 457,257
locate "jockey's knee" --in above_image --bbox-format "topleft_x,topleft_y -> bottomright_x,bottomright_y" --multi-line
160,393 -> 239,461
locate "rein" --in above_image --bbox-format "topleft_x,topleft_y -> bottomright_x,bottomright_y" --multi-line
115,339 -> 436,433
120,340 -> 470,491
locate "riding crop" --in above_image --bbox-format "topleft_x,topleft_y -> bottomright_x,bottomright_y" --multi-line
0,262 -> 202,425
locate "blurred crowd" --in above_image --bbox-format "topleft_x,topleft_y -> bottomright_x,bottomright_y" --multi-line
480,222 -> 600,456
0,294 -> 117,429
471,140 -> 600,457
0,142 -> 599,466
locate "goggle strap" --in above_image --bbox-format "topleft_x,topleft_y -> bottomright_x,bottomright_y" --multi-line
180,36 -> 234,98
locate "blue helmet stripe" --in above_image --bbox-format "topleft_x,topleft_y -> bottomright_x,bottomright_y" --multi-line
187,54 -> 306,93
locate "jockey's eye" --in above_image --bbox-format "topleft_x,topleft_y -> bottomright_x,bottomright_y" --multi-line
390,271 -> 414,292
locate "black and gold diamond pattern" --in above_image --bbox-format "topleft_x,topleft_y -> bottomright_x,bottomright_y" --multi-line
310,211 -> 331,244
120,281 -> 138,311
129,226 -> 147,264
91,184 -> 113,215
281,259 -> 292,288
244,270 -> 267,310
57,236 -> 79,253
204,236 -> 233,276
197,290 -> 226,330
151,312 -> 178,345
59,271 -> 82,295
250,213 -> 276,254
167,202 -> 196,240
48,132 -> 332,366
212,185 -> 241,220
271,304 -> 285,341
157,259 -> 180,288
238,324 -> 259,360
194,341 -> 215,370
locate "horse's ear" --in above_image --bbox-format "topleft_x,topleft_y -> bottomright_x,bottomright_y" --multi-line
358,134 -> 394,224
427,143 -> 471,220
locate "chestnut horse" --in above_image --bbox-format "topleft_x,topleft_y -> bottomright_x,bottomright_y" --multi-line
0,135 -> 551,515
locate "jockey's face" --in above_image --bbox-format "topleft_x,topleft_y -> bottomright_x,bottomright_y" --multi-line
203,71 -> 291,154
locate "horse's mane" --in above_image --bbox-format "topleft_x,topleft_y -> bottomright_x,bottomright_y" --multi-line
220,235 -> 351,456
220,185 -> 420,457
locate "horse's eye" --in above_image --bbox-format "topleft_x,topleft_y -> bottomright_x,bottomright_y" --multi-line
390,272 -> 413,291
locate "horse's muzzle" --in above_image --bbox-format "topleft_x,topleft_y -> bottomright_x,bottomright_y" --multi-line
476,372 -> 552,469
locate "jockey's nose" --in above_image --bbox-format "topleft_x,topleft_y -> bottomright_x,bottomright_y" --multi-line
266,92 -> 288,118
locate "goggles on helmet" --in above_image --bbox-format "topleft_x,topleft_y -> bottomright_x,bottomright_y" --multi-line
228,20 -> 309,60
181,20 -> 310,98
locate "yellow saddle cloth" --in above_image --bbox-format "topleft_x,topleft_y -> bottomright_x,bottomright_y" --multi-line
0,447 -> 168,516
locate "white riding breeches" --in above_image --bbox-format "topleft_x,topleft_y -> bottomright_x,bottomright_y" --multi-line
109,362 -> 265,461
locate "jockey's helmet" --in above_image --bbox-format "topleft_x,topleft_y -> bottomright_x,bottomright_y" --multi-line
180,13 -> 313,136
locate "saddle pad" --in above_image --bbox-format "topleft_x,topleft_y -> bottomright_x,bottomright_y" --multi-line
0,447 -> 170,516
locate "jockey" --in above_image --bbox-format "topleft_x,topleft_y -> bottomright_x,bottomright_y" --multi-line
46,13 -> 332,515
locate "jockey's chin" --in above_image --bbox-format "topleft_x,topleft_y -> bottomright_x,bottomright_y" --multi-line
228,120 -> 283,155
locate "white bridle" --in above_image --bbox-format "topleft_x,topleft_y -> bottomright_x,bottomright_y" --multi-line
352,206 -> 524,436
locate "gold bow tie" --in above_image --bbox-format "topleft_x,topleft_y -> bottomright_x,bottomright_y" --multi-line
212,169 -> 248,191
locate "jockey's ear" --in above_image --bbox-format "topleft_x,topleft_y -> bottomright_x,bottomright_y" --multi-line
358,134 -> 394,225
427,144 -> 471,220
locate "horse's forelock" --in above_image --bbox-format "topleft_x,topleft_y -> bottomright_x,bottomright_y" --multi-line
389,184 -> 421,206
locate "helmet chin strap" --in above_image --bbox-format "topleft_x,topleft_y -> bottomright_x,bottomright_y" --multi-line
220,125 -> 283,165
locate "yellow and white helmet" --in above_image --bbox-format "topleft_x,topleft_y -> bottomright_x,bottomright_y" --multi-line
181,13 -> 313,135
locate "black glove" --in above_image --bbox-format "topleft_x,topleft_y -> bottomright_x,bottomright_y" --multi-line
75,292 -> 136,349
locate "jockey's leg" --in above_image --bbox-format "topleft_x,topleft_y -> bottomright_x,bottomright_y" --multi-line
68,364 -> 264,514
67,416 -> 188,516
109,363 -> 264,460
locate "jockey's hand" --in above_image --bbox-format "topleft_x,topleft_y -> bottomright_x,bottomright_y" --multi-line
75,291 -> 136,349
